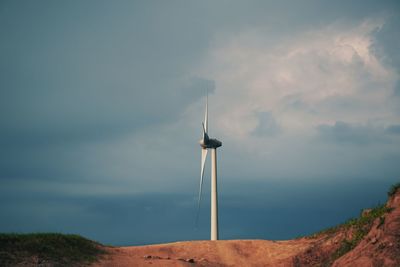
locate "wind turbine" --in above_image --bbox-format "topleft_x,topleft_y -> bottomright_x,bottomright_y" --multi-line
197,91 -> 222,241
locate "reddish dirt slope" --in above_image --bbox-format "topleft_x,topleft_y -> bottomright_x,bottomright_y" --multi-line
331,191 -> 400,267
94,190 -> 400,267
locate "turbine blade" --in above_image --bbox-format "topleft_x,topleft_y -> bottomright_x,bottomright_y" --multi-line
202,122 -> 208,141
196,148 -> 208,227
204,90 -> 208,134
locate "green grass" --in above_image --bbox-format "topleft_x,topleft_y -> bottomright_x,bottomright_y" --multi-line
0,233 -> 106,267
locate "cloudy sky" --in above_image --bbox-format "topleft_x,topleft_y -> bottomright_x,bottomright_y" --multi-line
1,0 -> 399,245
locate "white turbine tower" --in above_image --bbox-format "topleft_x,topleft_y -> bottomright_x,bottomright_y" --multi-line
197,92 -> 222,241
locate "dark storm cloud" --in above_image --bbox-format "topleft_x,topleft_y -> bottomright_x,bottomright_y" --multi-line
0,0 -> 213,149
0,1 -> 213,183
372,14 -> 400,104
317,121 -> 389,145
373,14 -> 400,71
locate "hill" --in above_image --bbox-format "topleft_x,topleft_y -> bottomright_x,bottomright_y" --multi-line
1,183 -> 399,266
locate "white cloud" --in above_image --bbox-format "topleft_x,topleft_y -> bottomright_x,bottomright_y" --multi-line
195,18 -> 399,141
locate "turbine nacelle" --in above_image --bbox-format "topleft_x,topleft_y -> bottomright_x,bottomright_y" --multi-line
199,138 -> 222,149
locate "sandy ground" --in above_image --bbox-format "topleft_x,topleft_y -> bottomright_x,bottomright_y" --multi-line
93,238 -> 323,267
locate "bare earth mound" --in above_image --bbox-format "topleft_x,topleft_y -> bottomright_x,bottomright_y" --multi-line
94,189 -> 400,267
